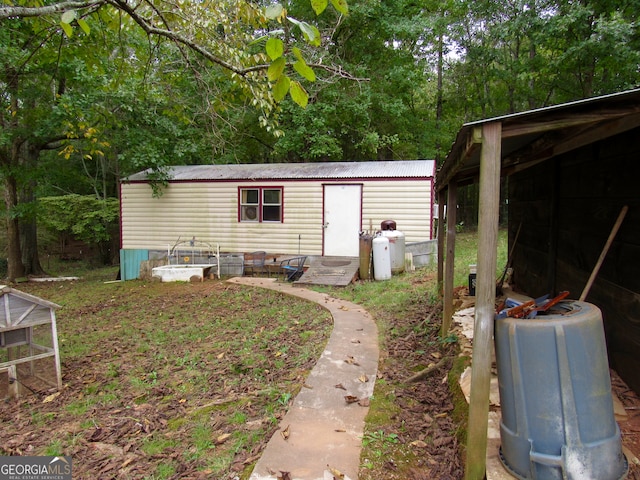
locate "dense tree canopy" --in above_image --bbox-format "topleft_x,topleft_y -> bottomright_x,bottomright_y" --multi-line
0,0 -> 351,279
1,0 -> 638,280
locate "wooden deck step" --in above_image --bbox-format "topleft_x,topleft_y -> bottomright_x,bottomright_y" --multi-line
295,256 -> 359,287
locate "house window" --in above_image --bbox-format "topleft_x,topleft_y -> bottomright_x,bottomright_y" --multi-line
239,187 -> 282,222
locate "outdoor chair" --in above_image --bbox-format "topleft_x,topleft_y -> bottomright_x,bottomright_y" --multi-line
280,256 -> 307,282
244,251 -> 268,276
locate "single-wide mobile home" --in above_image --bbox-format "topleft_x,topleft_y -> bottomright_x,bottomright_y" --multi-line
119,160 -> 435,279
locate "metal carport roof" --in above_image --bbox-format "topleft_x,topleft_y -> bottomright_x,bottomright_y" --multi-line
437,88 -> 640,191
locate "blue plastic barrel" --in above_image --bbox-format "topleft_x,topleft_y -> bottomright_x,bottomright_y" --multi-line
494,300 -> 627,480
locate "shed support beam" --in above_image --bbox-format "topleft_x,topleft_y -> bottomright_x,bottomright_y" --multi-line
441,184 -> 457,336
437,189 -> 447,293
464,121 -> 502,480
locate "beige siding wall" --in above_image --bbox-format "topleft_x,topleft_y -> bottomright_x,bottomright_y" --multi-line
121,181 -> 324,254
362,181 -> 432,241
121,179 -> 432,255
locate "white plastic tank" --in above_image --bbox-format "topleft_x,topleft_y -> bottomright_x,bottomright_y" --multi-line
381,220 -> 405,274
372,235 -> 391,280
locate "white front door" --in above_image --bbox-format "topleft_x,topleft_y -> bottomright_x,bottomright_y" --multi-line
323,184 -> 362,256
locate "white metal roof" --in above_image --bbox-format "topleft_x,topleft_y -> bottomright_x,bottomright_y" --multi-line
124,160 -> 435,182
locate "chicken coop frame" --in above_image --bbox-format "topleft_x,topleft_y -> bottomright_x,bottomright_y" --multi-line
0,286 -> 62,398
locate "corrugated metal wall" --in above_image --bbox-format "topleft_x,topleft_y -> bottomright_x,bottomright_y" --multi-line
120,179 -> 432,255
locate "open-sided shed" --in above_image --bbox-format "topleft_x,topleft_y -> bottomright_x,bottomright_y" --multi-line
119,160 -> 435,280
436,88 -> 640,478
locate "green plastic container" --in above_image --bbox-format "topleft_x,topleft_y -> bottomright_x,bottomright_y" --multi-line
495,300 -> 627,480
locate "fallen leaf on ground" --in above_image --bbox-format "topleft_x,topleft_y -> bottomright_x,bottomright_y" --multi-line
410,440 -> 428,448
344,356 -> 360,366
277,471 -> 292,480
42,392 -> 60,403
215,433 -> 231,444
344,395 -> 359,404
358,397 -> 370,407
243,454 -> 261,465
281,424 -> 290,440
358,374 -> 369,383
334,383 -> 346,390
327,464 -> 345,478
433,436 -> 454,447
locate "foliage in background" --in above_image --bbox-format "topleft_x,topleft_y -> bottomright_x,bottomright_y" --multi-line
0,0 -> 352,280
214,0 -> 640,164
38,195 -> 119,264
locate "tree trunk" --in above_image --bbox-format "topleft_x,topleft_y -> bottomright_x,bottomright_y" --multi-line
3,174 -> 25,282
19,142 -> 45,276
1,66 -> 25,282
21,218 -> 45,276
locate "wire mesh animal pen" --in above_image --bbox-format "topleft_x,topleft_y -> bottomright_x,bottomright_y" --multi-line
0,286 -> 62,399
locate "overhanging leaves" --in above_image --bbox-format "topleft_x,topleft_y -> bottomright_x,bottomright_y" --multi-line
61,10 -> 76,23
273,75 -> 290,102
289,81 -> 308,108
77,18 -> 90,34
288,17 -> 321,47
330,0 -> 348,15
311,0 -> 328,15
265,3 -> 284,21
266,37 -> 284,60
60,21 -> 73,37
267,57 -> 286,81
294,60 -> 316,82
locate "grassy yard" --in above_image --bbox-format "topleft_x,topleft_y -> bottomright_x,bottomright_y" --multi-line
0,229 -> 505,479
1,272 -> 333,479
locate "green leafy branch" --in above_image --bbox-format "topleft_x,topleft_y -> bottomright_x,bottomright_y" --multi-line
262,1 -> 349,108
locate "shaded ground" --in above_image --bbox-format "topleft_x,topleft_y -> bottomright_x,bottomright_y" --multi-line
613,371 -> 640,479
369,300 -> 464,480
353,274 -> 465,480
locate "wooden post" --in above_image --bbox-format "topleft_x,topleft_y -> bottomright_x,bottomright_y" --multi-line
465,122 -> 502,480
50,310 -> 63,389
437,189 -> 446,293
8,365 -> 20,398
441,184 -> 457,337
